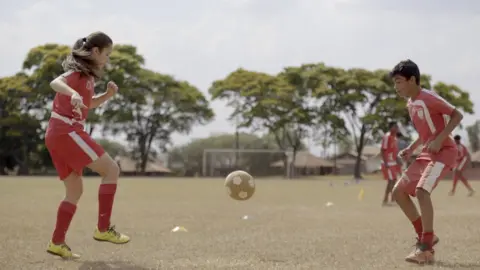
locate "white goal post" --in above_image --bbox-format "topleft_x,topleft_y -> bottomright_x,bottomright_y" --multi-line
202,148 -> 294,177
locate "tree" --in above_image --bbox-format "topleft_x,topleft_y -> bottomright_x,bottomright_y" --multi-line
0,74 -> 44,175
210,67 -> 329,178
103,69 -> 214,173
169,132 -> 282,176
326,67 -> 474,179
96,139 -> 128,158
466,121 -> 480,152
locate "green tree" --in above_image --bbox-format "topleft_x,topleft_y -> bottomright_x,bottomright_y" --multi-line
169,132 -> 285,176
103,69 -> 214,173
466,120 -> 480,152
327,68 -> 473,178
210,68 -> 324,178
96,138 -> 128,158
0,74 -> 44,174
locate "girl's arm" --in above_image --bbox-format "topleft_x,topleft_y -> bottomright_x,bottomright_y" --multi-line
50,76 -> 78,97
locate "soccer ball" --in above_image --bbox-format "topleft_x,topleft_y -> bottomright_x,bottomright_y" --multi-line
224,170 -> 255,201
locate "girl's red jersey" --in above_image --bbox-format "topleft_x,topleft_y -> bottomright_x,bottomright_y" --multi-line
47,71 -> 95,136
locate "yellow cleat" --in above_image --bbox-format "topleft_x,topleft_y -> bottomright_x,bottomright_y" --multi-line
46,241 -> 80,259
93,225 -> 130,244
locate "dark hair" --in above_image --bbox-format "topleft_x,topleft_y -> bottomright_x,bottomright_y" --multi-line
396,132 -> 403,138
454,135 -> 461,141
388,122 -> 397,129
390,59 -> 420,85
62,31 -> 113,79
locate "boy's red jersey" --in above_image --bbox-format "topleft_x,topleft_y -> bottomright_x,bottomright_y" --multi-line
407,89 -> 457,167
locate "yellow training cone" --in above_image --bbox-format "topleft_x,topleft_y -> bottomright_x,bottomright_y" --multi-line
358,188 -> 364,201
171,226 -> 188,232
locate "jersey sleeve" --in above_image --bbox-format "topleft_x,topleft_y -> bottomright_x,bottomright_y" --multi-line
59,71 -> 81,90
426,92 -> 455,116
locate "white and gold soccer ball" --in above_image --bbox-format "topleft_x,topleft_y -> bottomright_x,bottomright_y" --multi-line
224,170 -> 255,201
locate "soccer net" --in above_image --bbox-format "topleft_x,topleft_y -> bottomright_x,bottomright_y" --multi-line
202,148 -> 293,177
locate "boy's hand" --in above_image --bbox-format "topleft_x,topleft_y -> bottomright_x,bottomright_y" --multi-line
398,148 -> 412,162
427,137 -> 442,153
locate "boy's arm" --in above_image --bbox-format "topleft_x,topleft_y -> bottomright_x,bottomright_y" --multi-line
407,137 -> 422,153
435,109 -> 463,143
380,135 -> 390,167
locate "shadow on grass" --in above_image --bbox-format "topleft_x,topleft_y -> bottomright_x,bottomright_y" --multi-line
78,260 -> 148,270
434,261 -> 480,269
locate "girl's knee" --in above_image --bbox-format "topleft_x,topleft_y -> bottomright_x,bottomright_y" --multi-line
65,185 -> 83,204
63,172 -> 83,204
107,159 -> 120,179
102,157 -> 120,184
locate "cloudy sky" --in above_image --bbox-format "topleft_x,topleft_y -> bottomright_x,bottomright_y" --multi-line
1,0 -> 479,152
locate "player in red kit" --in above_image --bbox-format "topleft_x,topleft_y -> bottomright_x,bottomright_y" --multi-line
390,60 -> 463,264
381,122 -> 401,206
449,135 -> 475,196
45,32 -> 130,259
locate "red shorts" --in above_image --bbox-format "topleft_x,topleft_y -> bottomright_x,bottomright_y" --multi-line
46,130 -> 105,180
394,159 -> 452,196
381,164 -> 401,181
455,157 -> 468,172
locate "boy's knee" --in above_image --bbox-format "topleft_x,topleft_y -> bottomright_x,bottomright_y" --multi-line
392,184 -> 402,199
416,188 -> 430,199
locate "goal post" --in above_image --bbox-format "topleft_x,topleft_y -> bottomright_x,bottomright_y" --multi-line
202,148 -> 293,177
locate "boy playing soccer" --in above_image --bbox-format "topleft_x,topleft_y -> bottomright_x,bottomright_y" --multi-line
381,122 -> 401,206
449,135 -> 475,196
390,60 -> 463,264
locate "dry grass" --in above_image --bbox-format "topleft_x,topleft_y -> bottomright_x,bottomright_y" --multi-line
1,176 -> 480,270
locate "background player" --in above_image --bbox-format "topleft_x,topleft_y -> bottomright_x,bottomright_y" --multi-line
449,135 -> 475,196
45,32 -> 130,259
390,59 -> 463,264
381,122 -> 400,206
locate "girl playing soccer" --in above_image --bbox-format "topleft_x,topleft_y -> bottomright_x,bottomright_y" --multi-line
45,31 -> 130,259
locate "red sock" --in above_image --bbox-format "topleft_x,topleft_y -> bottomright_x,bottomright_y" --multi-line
422,231 -> 434,250
98,184 -> 117,232
412,217 -> 423,239
52,201 -> 77,244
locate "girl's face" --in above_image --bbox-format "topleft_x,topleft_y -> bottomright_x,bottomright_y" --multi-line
91,44 -> 112,70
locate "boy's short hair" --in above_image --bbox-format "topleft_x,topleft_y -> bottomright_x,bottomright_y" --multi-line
390,59 -> 420,85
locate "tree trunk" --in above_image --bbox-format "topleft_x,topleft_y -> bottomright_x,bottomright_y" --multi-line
16,145 -> 30,176
289,148 -> 297,179
353,125 -> 366,180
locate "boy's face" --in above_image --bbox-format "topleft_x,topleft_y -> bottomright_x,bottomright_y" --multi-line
390,124 -> 398,133
393,75 -> 416,98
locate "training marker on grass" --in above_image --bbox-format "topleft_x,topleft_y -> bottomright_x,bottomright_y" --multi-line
171,226 -> 188,232
358,188 -> 364,201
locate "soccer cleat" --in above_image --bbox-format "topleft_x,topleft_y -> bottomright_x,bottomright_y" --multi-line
405,244 -> 435,264
46,241 -> 80,259
468,190 -> 475,197
407,235 -> 439,256
448,190 -> 455,196
93,225 -> 130,244
414,235 -> 440,248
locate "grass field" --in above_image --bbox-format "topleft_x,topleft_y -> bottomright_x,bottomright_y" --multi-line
1,176 -> 480,270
